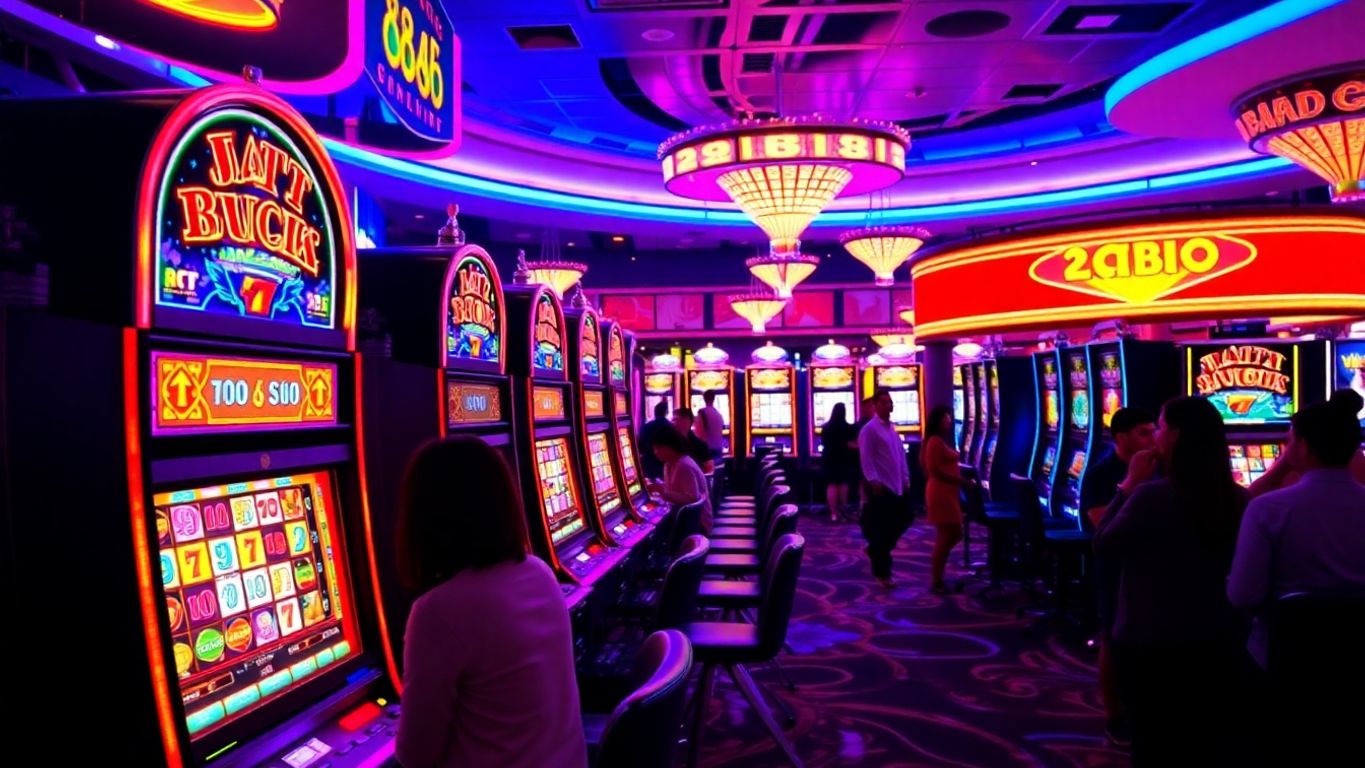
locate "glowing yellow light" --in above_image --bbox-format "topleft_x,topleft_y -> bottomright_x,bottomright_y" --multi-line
728,293 -> 788,334
870,329 -> 915,348
718,164 -> 853,252
898,306 -> 915,325
1264,117 -> 1365,202
840,226 -> 930,286
523,260 -> 587,299
143,0 -> 282,30
746,252 -> 820,298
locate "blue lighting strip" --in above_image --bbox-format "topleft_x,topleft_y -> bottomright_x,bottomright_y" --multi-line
324,138 -> 1295,226
1106,0 -> 1347,117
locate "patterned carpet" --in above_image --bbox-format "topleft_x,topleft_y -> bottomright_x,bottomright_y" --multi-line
695,512 -> 1131,768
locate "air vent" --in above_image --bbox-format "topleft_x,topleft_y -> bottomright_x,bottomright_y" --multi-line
1003,83 -> 1063,100
702,55 -> 725,92
813,12 -> 894,45
507,25 -> 581,50
742,52 -> 775,74
748,15 -> 788,42
1045,3 -> 1192,35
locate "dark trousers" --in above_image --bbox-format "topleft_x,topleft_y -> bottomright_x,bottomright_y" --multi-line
1113,642 -> 1249,767
860,490 -> 911,578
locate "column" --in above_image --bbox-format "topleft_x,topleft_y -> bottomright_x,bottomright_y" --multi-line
921,340 -> 955,416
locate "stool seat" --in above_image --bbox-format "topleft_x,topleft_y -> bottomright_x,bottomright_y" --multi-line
683,621 -> 762,664
711,525 -> 755,538
706,553 -> 759,570
696,580 -> 760,608
983,506 -> 1018,522
706,539 -> 757,554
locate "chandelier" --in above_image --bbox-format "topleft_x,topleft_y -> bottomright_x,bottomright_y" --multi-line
728,292 -> 788,334
513,238 -> 587,299
840,225 -> 930,286
898,306 -> 914,325
746,251 -> 820,298
660,117 -> 910,252
870,328 -> 915,348
1235,69 -> 1365,202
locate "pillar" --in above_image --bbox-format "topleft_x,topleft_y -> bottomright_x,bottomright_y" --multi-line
921,340 -> 955,417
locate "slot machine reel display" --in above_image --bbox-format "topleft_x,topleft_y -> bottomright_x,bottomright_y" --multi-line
745,342 -> 798,454
807,341 -> 857,455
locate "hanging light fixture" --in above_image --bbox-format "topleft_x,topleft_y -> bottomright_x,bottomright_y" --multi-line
898,306 -> 915,325
513,230 -> 588,299
1235,68 -> 1365,203
840,225 -> 931,286
746,250 -> 821,298
870,328 -> 915,348
660,118 -> 909,252
728,292 -> 788,334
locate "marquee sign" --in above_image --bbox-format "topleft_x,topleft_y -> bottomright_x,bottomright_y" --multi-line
364,0 -> 461,154
532,291 -> 565,375
910,212 -> 1365,339
1235,70 -> 1365,147
445,250 -> 502,370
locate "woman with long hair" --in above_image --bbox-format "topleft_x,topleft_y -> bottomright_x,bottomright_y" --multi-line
820,402 -> 858,522
395,436 -> 587,768
1094,396 -> 1248,766
921,404 -> 974,594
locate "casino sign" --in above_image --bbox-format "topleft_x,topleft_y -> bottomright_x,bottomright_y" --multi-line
910,211 -> 1365,340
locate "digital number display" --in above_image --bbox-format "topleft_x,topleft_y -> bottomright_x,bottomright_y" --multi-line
152,352 -> 337,435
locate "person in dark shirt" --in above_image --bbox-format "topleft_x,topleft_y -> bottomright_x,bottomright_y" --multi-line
672,407 -> 715,474
637,401 -> 672,479
1078,406 -> 1155,749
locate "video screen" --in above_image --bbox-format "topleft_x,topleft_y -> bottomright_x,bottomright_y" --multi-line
1333,340 -> 1365,425
1067,450 -> 1087,480
535,438 -> 586,543
153,471 -> 360,740
1041,446 -> 1057,477
953,389 -> 965,422
1071,391 -> 1091,431
690,393 -> 731,428
616,427 -> 643,497
890,390 -> 921,427
1229,442 -> 1281,487
813,391 -> 855,429
1044,390 -> 1060,430
1189,343 -> 1297,425
586,432 -> 622,515
644,394 -> 671,420
1100,387 -> 1123,428
750,392 -> 793,428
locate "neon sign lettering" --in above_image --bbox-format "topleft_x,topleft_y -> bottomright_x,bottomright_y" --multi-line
533,294 -> 564,372
1197,346 -> 1289,396
1235,73 -> 1365,144
366,0 -> 456,146
1030,234 -> 1257,305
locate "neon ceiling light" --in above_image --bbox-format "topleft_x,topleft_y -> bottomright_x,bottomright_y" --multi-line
1105,0 -> 1348,117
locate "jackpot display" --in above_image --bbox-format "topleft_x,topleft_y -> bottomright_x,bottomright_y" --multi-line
1188,343 -> 1298,424
536,437 -> 586,544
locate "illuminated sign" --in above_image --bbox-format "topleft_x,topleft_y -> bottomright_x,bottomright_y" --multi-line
446,382 -> 501,425
614,391 -> 628,416
155,109 -> 336,330
146,0 -> 282,29
1188,344 -> 1298,425
533,386 -> 566,420
608,326 -> 627,384
580,313 -> 601,381
584,390 -> 605,418
811,366 -> 853,390
1334,341 -> 1365,424
1235,71 -> 1365,146
365,0 -> 460,151
875,365 -> 919,389
644,373 -> 674,394
690,369 -> 729,392
446,253 -> 500,367
1068,352 -> 1090,431
152,352 -> 336,434
533,292 -> 565,374
911,214 -> 1365,339
662,127 -> 907,186
750,368 -> 791,390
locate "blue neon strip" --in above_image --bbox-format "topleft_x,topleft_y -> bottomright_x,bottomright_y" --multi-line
323,138 -> 1297,226
1106,0 -> 1347,117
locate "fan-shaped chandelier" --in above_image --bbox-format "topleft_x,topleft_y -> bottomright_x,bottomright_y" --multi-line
512,232 -> 587,299
728,292 -> 788,334
840,225 -> 930,287
746,251 -> 821,298
870,328 -> 915,348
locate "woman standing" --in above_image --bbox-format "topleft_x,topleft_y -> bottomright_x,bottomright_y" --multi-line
821,402 -> 857,522
1094,396 -> 1248,766
922,405 -> 973,594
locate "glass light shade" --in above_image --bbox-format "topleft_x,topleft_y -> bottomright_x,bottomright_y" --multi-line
522,260 -> 587,299
840,226 -> 931,286
898,306 -> 914,325
750,342 -> 789,364
728,293 -> 788,334
1264,117 -> 1365,202
746,252 -> 821,298
650,353 -> 681,371
693,344 -> 729,367
717,165 -> 853,252
870,329 -> 915,348
812,341 -> 851,362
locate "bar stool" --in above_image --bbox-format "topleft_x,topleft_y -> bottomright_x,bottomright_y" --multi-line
583,629 -> 694,768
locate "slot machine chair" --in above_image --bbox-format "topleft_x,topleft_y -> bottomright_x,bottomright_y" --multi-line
704,504 -> 799,579
1011,476 -> 1091,630
962,472 -> 1022,600
712,483 -> 791,541
584,629 -> 694,768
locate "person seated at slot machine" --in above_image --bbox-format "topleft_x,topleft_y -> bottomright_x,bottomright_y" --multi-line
637,401 -> 672,480
394,436 -> 587,768
1228,398 -> 1365,669
646,425 -> 713,532
1247,389 -> 1365,498
672,407 -> 715,474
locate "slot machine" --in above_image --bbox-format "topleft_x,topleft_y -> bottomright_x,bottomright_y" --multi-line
953,364 -> 968,450
989,355 -> 1037,500
969,360 -> 989,468
865,349 -> 925,438
604,320 -> 662,521
1,86 -> 398,766
807,341 -> 858,454
506,285 -> 627,595
978,359 -> 1001,490
356,242 -> 522,657
1052,347 -> 1094,523
1330,339 -> 1365,441
566,305 -> 649,547
685,344 -> 736,458
961,363 -> 978,456
642,353 -> 683,420
1184,340 -> 1328,487
744,342 -> 798,455
1029,349 -> 1065,512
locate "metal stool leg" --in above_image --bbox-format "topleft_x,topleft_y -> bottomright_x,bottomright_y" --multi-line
686,663 -> 718,768
730,664 -> 804,768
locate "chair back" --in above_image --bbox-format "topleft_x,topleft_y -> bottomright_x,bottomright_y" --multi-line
760,504 -> 800,566
1011,474 -> 1045,546
668,500 -> 705,554
757,533 -> 806,657
653,535 -> 709,630
594,629 -> 694,768
1267,591 -> 1365,693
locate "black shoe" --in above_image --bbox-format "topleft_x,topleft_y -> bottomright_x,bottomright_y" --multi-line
1104,718 -> 1132,748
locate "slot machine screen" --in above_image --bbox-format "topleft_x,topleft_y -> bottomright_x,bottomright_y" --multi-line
1071,391 -> 1091,431
1044,391 -> 1060,430
890,390 -> 921,427
1229,442 -> 1281,487
586,432 -> 622,514
812,392 -> 854,430
953,389 -> 965,422
1067,450 -> 1087,480
1041,446 -> 1057,477
535,438 -> 586,543
691,393 -> 732,427
1188,343 -> 1298,425
616,427 -> 643,495
750,392 -> 793,428
153,470 -> 362,740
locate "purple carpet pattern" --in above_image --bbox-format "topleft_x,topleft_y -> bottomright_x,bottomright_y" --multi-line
696,514 -> 1130,768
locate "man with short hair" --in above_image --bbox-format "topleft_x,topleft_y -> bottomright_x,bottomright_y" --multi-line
1080,406 -> 1157,748
672,407 -> 715,474
858,389 -> 912,588
637,401 -> 672,479
1228,399 -> 1365,669
695,390 -> 727,462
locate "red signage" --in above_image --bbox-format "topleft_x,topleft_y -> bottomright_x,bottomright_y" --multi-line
152,352 -> 337,434
910,213 -> 1365,339
583,390 -> 605,418
533,386 -> 566,420
1235,71 -> 1365,146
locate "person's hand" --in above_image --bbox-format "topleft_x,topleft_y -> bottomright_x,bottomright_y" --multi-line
646,481 -> 663,495
1118,449 -> 1159,494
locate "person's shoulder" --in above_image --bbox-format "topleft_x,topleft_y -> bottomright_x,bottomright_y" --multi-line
1127,477 -> 1177,506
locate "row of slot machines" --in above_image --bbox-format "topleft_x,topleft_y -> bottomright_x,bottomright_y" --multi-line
1024,336 -> 1364,529
0,87 -> 659,768
643,353 -> 925,458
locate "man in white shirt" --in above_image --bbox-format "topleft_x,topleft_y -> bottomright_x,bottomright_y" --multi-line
695,391 -> 727,461
858,389 -> 912,587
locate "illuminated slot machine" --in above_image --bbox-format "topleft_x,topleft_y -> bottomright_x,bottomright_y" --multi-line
643,353 -> 683,420
1029,349 -> 1066,512
952,364 -> 967,448
1330,339 -> 1365,448
744,342 -> 798,455
1052,347 -> 1094,523
867,347 -> 925,438
969,360 -> 989,469
566,306 -> 649,548
807,341 -> 858,455
0,86 -> 399,766
604,321 -> 662,521
979,359 -> 1002,492
506,286 -> 627,594
685,344 -> 736,457
1184,340 -> 1327,487
961,363 -> 978,456
356,242 -> 522,660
